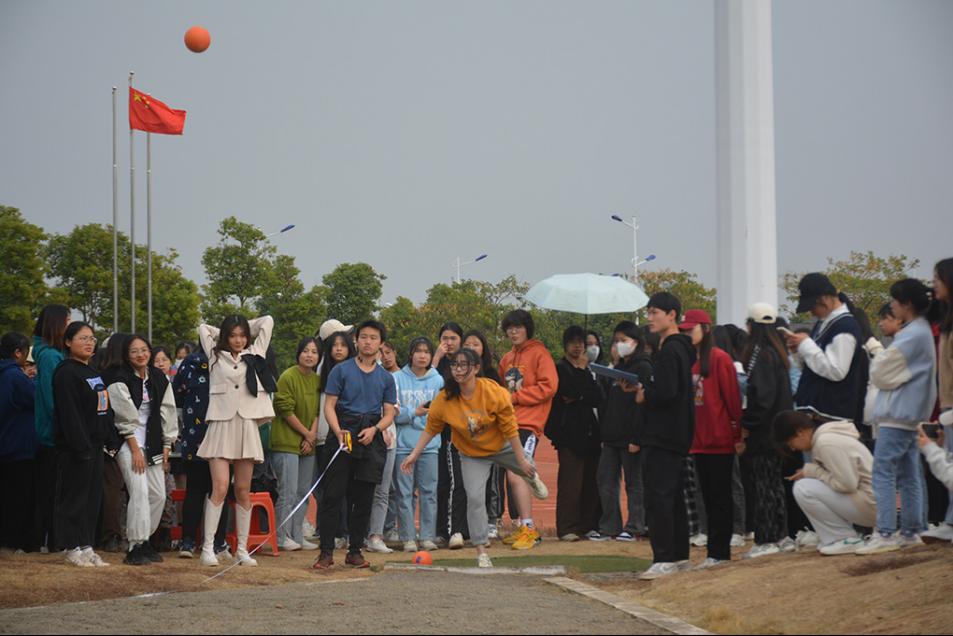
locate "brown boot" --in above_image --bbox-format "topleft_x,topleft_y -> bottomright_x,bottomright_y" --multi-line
344,551 -> 370,569
311,550 -> 334,570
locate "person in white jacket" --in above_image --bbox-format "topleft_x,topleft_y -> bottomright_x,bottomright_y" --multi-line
776,410 -> 876,556
197,314 -> 275,567
919,414 -> 953,494
105,335 -> 178,566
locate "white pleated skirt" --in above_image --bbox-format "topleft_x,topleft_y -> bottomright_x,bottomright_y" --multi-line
198,414 -> 265,463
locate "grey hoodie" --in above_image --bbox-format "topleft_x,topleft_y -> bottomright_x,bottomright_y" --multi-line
802,420 -> 876,523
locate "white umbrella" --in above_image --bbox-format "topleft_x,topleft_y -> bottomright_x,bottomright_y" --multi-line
524,273 -> 649,315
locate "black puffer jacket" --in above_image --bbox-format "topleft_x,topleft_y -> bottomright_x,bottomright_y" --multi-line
640,334 -> 697,455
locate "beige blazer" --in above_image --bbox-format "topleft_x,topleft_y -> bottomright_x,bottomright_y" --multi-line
199,315 -> 276,423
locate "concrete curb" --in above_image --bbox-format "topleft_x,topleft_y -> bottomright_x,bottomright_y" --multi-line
384,563 -> 568,576
544,577 -> 712,636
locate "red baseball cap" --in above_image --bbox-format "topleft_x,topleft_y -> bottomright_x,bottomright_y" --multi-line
678,309 -> 712,330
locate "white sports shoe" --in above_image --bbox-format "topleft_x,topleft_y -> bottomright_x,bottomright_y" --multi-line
334,537 -> 348,550
795,530 -> 820,549
921,523 -> 953,544
82,547 -> 109,567
819,537 -> 865,556
366,537 -> 393,554
675,560 -> 693,572
527,472 -> 549,499
65,548 -> 93,568
694,557 -> 726,570
302,521 -> 318,539
299,539 -> 319,551
690,533 -> 708,548
477,553 -> 493,568
855,533 -> 902,556
560,533 -> 581,542
777,537 -> 798,553
730,534 -> 746,548
403,540 -> 418,552
420,540 -> 439,551
383,529 -> 401,544
744,543 -> 781,559
279,538 -> 302,552
638,562 -> 679,581
487,525 -> 500,541
898,533 -> 924,549
448,533 -> 465,550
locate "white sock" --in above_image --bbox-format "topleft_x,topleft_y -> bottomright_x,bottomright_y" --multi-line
524,519 -> 535,529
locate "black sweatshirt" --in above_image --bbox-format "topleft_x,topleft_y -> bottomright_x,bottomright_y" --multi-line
545,358 -> 604,455
603,353 -> 653,448
742,345 -> 793,455
640,333 -> 697,455
52,359 -> 114,457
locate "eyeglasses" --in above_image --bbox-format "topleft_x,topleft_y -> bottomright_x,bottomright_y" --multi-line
73,336 -> 97,344
129,348 -> 150,356
450,362 -> 474,371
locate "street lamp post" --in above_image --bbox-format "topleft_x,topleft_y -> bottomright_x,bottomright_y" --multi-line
454,254 -> 488,284
265,224 -> 296,240
610,215 -> 657,282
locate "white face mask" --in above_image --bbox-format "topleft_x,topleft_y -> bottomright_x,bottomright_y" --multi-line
616,340 -> 636,359
586,346 -> 600,363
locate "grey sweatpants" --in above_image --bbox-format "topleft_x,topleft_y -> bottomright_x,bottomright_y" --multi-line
459,445 -> 536,547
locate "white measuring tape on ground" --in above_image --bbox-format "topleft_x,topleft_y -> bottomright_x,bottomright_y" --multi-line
202,443 -> 347,584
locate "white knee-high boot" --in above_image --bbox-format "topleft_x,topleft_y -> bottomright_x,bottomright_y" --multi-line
235,505 -> 258,566
201,498 -> 223,567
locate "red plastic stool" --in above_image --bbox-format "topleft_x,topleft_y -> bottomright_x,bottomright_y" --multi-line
170,489 -> 187,541
226,492 -> 280,556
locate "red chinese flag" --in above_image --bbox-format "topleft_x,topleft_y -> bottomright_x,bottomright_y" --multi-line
129,87 -> 186,135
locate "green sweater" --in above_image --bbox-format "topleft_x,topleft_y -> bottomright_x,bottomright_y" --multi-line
271,366 -> 320,455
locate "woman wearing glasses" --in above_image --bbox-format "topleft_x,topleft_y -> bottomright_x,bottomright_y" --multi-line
400,348 -> 549,568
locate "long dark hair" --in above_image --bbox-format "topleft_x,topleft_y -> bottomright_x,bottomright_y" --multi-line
890,278 -> 932,318
442,348 -> 482,401
215,315 -> 251,354
586,330 -> 604,365
838,292 -> 874,341
296,337 -> 321,371
463,329 -> 502,386
319,331 -> 356,392
33,304 -> 70,350
713,325 -> 735,361
696,324 -> 715,378
98,333 -> 129,371
934,258 -> 953,333
741,322 -> 791,371
613,321 -> 644,363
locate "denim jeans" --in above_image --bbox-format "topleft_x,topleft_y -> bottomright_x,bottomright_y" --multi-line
873,427 -> 925,537
271,451 -> 317,544
395,452 -> 438,541
368,447 -> 397,536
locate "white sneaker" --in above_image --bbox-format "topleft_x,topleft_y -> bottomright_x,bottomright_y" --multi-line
795,530 -> 820,549
745,532 -> 755,542
587,531 -> 611,542
527,472 -> 549,499
420,540 -> 439,551
744,543 -> 781,559
299,539 -> 319,551
730,534 -> 746,548
777,537 -> 798,553
200,548 -> 220,567
215,547 -> 232,563
82,548 -> 109,567
477,553 -> 493,568
560,533 -> 581,542
638,562 -> 679,581
855,533 -> 902,556
383,529 -> 401,544
403,540 -> 418,552
66,548 -> 93,568
615,532 -> 636,542
448,533 -> 465,550
819,537 -> 865,556
921,523 -> 953,544
302,521 -> 317,539
675,559 -> 693,572
690,533 -> 708,548
694,557 -> 726,570
366,537 -> 393,554
334,537 -> 348,550
279,538 -> 302,552
235,548 -> 258,567
487,525 -> 500,541
899,533 -> 924,549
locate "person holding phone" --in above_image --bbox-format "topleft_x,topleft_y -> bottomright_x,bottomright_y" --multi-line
920,415 -> 953,493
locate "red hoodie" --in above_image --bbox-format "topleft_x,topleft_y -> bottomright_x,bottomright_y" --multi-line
498,339 -> 558,437
690,346 -> 743,454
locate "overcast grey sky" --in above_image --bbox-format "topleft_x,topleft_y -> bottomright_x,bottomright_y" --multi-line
2,0 -> 950,306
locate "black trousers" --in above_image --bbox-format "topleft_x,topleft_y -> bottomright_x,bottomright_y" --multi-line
485,464 -> 506,522
54,450 -> 103,550
436,439 -> 468,539
0,459 -> 36,550
694,453 -> 735,560
99,453 -> 124,544
556,447 -> 600,537
740,453 -> 788,545
318,451 -> 377,553
642,446 -> 689,564
182,460 -> 228,545
33,447 -> 57,550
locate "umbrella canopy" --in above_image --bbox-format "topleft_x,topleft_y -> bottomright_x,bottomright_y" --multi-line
524,273 -> 649,315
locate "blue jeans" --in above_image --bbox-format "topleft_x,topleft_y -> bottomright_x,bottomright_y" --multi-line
873,427 -> 925,537
271,451 -> 317,544
395,452 -> 438,542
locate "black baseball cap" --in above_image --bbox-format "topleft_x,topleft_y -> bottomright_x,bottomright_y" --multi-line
796,273 -> 838,314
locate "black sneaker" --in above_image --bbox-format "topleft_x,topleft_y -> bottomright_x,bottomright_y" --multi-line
141,542 -> 164,563
100,536 -> 122,553
123,544 -> 151,566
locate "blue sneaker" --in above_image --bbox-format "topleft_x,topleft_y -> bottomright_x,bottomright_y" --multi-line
178,537 -> 195,559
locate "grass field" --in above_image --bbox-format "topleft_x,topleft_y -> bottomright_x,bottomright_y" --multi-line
432,553 -> 651,573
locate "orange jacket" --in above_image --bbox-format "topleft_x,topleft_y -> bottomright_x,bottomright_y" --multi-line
498,339 -> 559,437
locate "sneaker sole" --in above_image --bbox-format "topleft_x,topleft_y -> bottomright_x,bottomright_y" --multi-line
920,535 -> 953,545
855,545 -> 901,556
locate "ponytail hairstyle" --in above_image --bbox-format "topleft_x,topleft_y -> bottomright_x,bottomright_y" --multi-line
837,292 -> 874,341
889,278 -> 932,317
442,348 -> 482,401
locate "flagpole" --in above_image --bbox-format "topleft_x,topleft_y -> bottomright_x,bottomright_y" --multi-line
112,86 -> 119,333
129,71 -> 136,333
146,131 -> 153,342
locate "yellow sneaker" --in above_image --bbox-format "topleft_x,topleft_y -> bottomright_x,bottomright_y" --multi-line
502,525 -> 528,546
512,527 -> 541,550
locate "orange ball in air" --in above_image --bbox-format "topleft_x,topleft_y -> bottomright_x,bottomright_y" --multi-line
413,551 -> 433,566
184,26 -> 211,53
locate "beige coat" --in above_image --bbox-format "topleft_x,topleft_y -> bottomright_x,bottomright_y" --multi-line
939,330 -> 953,410
199,315 -> 276,423
802,420 -> 876,524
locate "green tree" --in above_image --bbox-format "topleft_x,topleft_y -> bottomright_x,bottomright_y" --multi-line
0,206 -> 48,334
322,263 -> 386,325
638,269 -> 717,322
378,296 -> 420,361
782,251 -> 920,327
200,217 -> 276,321
257,255 -> 328,369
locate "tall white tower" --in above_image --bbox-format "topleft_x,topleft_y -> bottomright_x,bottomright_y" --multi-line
715,0 -> 779,326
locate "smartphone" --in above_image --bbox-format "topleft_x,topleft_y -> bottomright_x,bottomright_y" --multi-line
423,401 -> 432,409
776,326 -> 795,337
921,423 -> 942,439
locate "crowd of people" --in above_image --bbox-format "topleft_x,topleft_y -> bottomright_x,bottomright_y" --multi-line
1,258 -> 952,579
